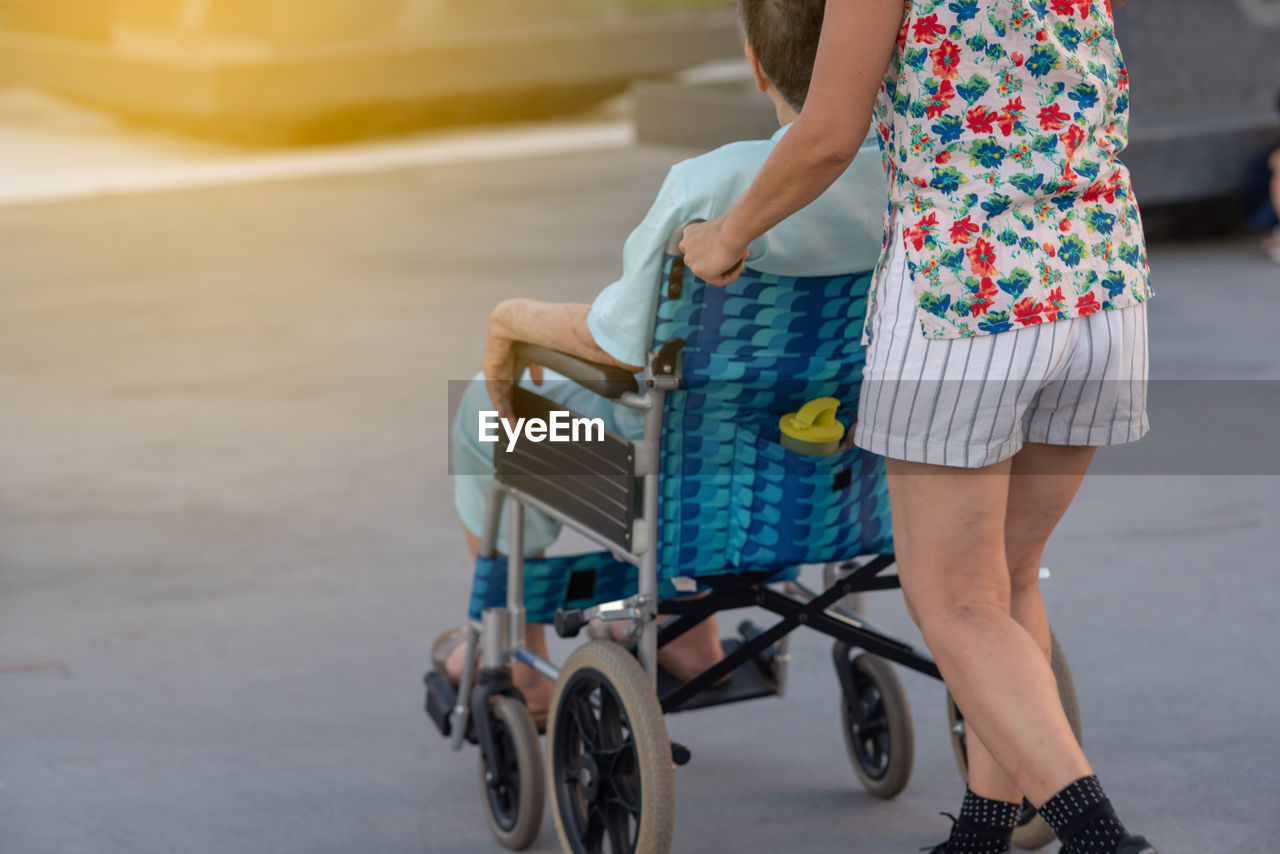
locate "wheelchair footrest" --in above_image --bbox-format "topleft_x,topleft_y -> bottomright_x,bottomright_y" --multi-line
424,670 -> 456,738
658,638 -> 779,714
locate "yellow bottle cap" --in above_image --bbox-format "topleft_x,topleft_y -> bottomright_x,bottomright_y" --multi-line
779,397 -> 845,447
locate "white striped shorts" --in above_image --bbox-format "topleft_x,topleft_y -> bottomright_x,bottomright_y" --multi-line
853,227 -> 1149,469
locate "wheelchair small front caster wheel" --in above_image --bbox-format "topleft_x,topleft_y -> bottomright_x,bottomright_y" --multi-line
946,630 -> 1082,849
838,652 -> 914,799
548,641 -> 675,854
477,696 -> 544,850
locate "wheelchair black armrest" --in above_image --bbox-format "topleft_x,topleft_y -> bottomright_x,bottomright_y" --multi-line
513,343 -> 639,400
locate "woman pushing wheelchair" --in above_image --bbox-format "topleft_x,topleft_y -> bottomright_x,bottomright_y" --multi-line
681,1 -> 1158,852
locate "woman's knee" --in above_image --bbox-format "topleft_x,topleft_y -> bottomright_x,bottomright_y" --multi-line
902,578 -> 1011,633
1007,555 -> 1043,599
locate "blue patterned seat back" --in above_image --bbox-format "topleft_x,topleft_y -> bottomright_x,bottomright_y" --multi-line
653,258 -> 893,579
467,260 -> 894,621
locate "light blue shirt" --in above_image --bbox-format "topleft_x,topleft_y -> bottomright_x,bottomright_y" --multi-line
587,124 -> 888,367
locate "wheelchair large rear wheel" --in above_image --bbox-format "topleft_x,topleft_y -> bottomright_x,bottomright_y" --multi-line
946,630 -> 1081,849
477,695 -> 545,850
547,641 -> 675,854
838,652 -> 915,799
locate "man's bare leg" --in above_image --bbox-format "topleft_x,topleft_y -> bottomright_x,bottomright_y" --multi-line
963,444 -> 1098,804
443,527 -> 553,713
887,456 -> 1092,806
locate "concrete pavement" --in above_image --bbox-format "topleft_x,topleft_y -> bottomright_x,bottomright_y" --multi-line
2,140 -> 1279,853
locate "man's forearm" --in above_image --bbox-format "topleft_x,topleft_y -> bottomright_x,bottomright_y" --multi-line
488,299 -> 641,372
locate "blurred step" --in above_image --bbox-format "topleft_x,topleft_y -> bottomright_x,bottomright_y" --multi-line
0,9 -> 741,142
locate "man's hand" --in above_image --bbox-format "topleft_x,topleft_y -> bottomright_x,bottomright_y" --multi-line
477,298 -> 639,425
481,301 -> 543,427
680,218 -> 749,287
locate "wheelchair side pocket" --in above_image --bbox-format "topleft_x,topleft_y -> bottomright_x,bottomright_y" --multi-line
727,426 -> 892,568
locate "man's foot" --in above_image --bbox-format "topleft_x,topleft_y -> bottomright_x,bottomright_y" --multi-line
589,617 -> 729,686
1115,836 -> 1158,854
431,628 -> 552,723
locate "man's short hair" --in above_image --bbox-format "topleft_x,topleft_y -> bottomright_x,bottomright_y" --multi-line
738,0 -> 827,111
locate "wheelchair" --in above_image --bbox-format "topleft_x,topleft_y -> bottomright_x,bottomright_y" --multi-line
424,225 -> 1083,853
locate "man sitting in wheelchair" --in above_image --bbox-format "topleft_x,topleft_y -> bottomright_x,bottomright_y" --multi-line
433,0 -> 886,724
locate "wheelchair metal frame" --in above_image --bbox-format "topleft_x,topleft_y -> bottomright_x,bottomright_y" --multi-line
448,344 -> 675,753
447,328 -> 942,763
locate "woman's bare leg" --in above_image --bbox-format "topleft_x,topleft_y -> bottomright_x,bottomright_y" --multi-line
888,455 -> 1092,806
962,443 -> 1098,803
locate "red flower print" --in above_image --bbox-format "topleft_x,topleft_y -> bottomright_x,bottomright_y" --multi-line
1012,51 -> 1025,67
1076,0 -> 1093,18
1081,183 -> 1104,203
1051,0 -> 1075,15
967,238 -> 998,277
931,40 -> 962,80
1075,292 -> 1101,315
966,105 -> 998,134
1038,103 -> 1070,131
1037,29 -> 1049,42
936,151 -> 951,165
1045,286 -> 1066,321
913,13 -> 947,44
950,215 -> 980,245
998,97 -> 1026,136
970,278 -> 998,317
1013,298 -> 1045,326
1060,124 -> 1086,158
896,17 -> 909,51
905,213 -> 939,250
925,80 -> 957,119
1043,242 -> 1057,257
1117,66 -> 1130,91
1059,218 -> 1072,232
1105,175 -> 1122,203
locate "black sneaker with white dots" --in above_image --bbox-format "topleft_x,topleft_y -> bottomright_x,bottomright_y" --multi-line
1115,836 -> 1159,854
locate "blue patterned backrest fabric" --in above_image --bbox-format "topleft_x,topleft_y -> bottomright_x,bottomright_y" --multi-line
652,257 -> 894,580
466,260 -> 895,621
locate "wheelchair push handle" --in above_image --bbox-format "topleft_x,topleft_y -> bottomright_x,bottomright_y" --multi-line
665,219 -> 705,256
668,218 -> 746,284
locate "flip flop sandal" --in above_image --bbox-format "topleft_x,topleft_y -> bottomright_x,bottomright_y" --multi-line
430,628 -> 471,686
431,628 -> 550,732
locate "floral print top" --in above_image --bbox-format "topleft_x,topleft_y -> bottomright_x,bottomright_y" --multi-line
873,0 -> 1153,339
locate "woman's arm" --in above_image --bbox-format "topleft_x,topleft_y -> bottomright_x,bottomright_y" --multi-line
680,0 -> 904,284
